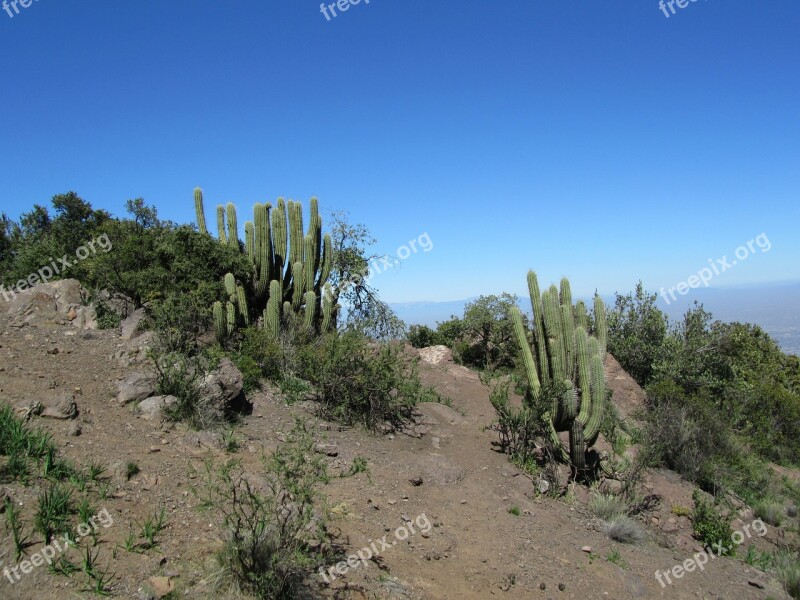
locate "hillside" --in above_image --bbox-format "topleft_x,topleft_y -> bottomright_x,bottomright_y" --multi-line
0,281 -> 794,600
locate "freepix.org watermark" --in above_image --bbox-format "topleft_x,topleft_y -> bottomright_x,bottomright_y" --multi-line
659,233 -> 771,305
3,507 -> 113,584
658,0 -> 702,19
319,513 -> 432,583
654,517 -> 767,588
320,0 -> 370,22
2,0 -> 40,19
334,231 -> 433,297
0,233 -> 113,303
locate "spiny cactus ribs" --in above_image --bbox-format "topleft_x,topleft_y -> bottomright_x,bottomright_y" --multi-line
195,188 -> 335,339
511,271 -> 607,475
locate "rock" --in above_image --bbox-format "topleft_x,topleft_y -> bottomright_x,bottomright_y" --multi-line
147,575 -> 174,599
748,579 -> 766,589
604,353 -> 647,422
137,396 -> 178,421
40,393 -> 78,420
409,477 -> 424,486
581,546 -> 592,553
314,443 -> 339,457
418,345 -> 453,366
535,478 -> 551,495
184,431 -> 225,451
67,422 -> 82,436
116,372 -> 156,405
420,455 -> 466,486
120,308 -> 147,341
198,358 -> 245,412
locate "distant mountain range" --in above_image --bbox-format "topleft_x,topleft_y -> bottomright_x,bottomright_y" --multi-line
390,281 -> 800,356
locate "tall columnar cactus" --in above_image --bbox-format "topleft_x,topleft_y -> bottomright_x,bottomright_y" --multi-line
217,205 -> 227,245
212,301 -> 225,341
195,189 -> 336,338
194,188 -> 207,234
510,271 -> 608,475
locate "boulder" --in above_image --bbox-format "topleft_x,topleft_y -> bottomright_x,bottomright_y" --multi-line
418,345 -> 454,366
604,353 -> 647,422
40,393 -> 78,420
137,395 -> 178,421
3,279 -> 97,329
120,308 -> 148,341
198,358 -> 245,412
116,372 -> 156,405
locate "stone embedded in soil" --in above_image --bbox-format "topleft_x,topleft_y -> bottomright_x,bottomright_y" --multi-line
116,372 -> 156,405
40,392 -> 78,419
314,442 -> 339,456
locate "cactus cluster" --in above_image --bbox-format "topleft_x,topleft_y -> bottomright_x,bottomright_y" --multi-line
194,188 -> 336,340
510,271 -> 607,474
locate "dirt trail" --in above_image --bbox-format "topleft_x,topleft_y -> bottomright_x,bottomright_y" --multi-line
0,314 -> 790,600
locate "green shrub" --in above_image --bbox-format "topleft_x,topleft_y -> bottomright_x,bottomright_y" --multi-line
754,500 -> 784,527
591,493 -> 627,521
774,551 -> 800,599
297,331 -> 426,429
691,490 -> 735,555
195,420 -> 329,599
407,324 -> 446,348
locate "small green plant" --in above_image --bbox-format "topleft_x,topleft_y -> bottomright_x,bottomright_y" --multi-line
119,529 -> 140,554
744,545 -> 774,570
591,493 -> 627,521
87,461 -> 107,483
508,505 -> 521,516
194,419 -> 330,599
671,504 -> 691,517
48,555 -> 80,577
80,545 -> 114,596
136,507 -> 167,550
97,481 -> 112,500
35,483 -> 74,544
125,461 -> 140,481
223,428 -> 240,453
754,500 -> 784,527
4,497 -> 31,561
691,490 -> 735,556
605,549 -> 628,569
340,456 -> 370,481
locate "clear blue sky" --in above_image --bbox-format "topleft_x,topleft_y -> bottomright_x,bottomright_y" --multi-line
1,0 -> 798,303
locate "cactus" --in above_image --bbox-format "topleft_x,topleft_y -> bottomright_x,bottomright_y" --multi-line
194,190 -> 335,338
212,301 -> 225,341
303,291 -> 317,332
510,271 -> 607,477
216,205 -> 227,245
265,280 -> 281,335
194,188 -> 207,234
226,203 -> 238,248
226,301 -> 236,336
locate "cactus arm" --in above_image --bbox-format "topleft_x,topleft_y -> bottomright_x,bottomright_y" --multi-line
194,188 -> 207,234
217,205 -> 227,244
511,307 -> 541,397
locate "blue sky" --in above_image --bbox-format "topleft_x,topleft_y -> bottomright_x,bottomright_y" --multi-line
1,0 -> 798,303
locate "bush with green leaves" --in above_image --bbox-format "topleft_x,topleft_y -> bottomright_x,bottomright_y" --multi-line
691,489 -> 735,555
606,282 -> 668,386
195,419 -> 330,599
407,324 -> 447,348
297,330 -> 432,429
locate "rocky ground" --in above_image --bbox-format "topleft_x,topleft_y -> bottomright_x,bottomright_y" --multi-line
0,281 -> 795,599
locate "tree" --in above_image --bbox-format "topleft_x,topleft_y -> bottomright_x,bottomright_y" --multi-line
606,282 -> 668,386
452,294 -> 521,371
326,211 -> 405,340
125,198 -> 160,231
